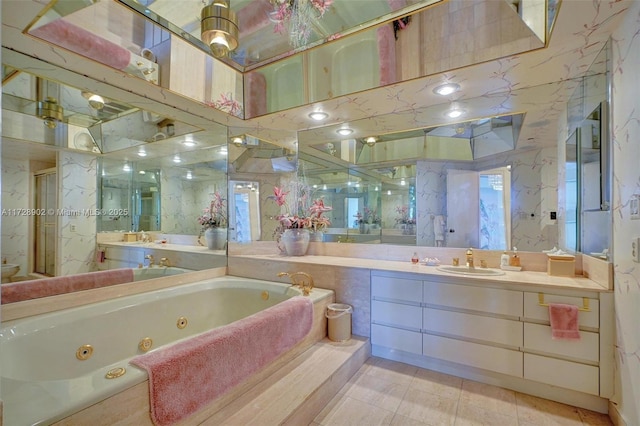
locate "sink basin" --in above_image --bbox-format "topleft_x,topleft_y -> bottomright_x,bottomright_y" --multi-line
436,265 -> 505,276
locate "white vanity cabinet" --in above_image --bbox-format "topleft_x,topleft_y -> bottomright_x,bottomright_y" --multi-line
370,270 -> 614,410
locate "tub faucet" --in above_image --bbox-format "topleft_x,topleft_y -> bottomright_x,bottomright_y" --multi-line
159,257 -> 170,267
465,248 -> 474,268
277,271 -> 314,296
144,254 -> 154,267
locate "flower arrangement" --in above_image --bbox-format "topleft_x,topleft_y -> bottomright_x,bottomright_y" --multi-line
395,205 -> 416,225
354,207 -> 380,225
270,0 -> 333,48
270,185 -> 332,232
197,192 -> 228,230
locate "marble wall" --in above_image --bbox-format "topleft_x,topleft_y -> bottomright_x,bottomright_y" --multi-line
1,159 -> 30,275
610,2 -> 640,424
58,152 -> 98,276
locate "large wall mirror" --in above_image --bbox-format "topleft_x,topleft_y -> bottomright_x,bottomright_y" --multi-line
1,65 -> 230,289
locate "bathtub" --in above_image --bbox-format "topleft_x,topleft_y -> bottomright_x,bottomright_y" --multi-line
132,266 -> 193,281
0,276 -> 333,425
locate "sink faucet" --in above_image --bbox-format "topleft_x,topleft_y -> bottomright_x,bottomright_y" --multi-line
159,257 -> 170,267
144,254 -> 154,267
277,271 -> 314,296
466,248 -> 474,268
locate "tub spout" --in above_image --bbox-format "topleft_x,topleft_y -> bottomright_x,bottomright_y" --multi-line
159,257 -> 170,267
277,271 -> 314,296
144,254 -> 154,267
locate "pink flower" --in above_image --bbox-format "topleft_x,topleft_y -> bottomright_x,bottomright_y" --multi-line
272,186 -> 289,207
309,198 -> 332,218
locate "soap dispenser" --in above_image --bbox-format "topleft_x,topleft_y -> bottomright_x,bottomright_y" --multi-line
509,247 -> 521,267
500,251 -> 510,268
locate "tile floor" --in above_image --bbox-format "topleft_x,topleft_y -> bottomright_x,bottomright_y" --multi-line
311,357 -> 613,426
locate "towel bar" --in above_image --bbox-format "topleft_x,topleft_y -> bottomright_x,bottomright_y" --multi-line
538,293 -> 590,312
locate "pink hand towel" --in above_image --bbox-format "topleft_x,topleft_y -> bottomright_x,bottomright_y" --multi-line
548,303 -> 581,340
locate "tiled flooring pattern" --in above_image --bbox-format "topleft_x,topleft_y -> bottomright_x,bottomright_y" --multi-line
311,357 -> 613,426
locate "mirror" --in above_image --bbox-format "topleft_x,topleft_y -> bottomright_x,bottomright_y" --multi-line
1,64 -> 231,291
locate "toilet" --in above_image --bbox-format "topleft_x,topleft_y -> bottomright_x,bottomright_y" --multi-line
1,264 -> 20,283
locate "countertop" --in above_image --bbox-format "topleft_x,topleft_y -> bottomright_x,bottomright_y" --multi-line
98,241 -> 225,255
232,254 -> 610,293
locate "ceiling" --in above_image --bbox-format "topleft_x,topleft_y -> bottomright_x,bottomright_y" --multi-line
0,1 -> 632,172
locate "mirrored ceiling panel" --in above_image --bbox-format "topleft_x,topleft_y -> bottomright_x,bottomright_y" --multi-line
119,0 -> 439,70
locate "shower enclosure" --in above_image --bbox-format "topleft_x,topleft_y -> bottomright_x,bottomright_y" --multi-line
34,169 -> 57,276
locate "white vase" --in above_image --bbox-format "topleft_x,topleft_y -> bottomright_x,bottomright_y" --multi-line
281,228 -> 310,256
204,228 -> 227,250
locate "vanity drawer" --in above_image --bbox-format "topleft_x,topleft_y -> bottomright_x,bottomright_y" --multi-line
372,300 -> 422,330
423,281 -> 523,317
524,293 -> 599,329
371,324 -> 422,355
524,353 -> 599,395
423,308 -> 522,348
372,275 -> 422,302
523,323 -> 599,363
423,334 -> 523,377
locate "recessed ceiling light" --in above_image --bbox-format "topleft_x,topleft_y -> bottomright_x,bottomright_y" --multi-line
433,83 -> 460,96
231,136 -> 244,146
446,108 -> 465,119
387,190 -> 391,195
309,111 -> 328,121
337,128 -> 353,136
139,170 -> 146,175
401,178 -> 406,186
137,149 -> 147,157
186,171 -> 193,180
219,146 -> 228,155
173,155 -> 181,163
123,164 -> 131,172
323,184 -> 327,190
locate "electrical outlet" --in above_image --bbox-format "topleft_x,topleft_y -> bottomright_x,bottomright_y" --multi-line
631,195 -> 640,220
632,237 -> 640,263
70,225 -> 76,233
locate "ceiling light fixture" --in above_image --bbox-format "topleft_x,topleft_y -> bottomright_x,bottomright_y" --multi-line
137,149 -> 147,157
433,83 -> 460,96
446,108 -> 465,119
323,184 -> 327,190
123,163 -> 131,172
88,94 -> 105,110
337,128 -> 353,136
37,97 -> 63,129
139,170 -> 146,175
308,111 -> 328,121
364,136 -> 377,147
186,171 -> 193,180
201,0 -> 239,58
231,136 -> 244,146
173,155 -> 181,163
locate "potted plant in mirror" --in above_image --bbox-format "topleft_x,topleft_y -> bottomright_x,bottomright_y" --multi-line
395,205 -> 416,235
270,186 -> 331,255
197,192 -> 228,250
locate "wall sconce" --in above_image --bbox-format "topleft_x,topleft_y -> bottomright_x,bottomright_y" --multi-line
37,97 -> 63,129
231,136 -> 244,146
201,0 -> 239,58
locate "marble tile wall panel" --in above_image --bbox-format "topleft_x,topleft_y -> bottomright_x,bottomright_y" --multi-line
1,159 -> 30,276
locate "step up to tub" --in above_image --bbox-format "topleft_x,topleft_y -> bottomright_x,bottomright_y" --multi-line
202,336 -> 370,426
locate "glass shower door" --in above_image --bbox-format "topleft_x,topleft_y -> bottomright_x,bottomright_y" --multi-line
35,171 -> 57,276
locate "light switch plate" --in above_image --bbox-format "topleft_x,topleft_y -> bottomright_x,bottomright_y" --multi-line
632,237 -> 640,263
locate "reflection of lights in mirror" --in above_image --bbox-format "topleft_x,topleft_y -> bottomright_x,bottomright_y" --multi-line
122,163 -> 131,172
232,136 -> 244,146
139,170 -> 146,175
219,146 -> 228,155
446,108 -> 465,119
186,171 -> 193,180
173,155 -> 181,163
137,149 -> 147,157
182,138 -> 197,147
364,136 -> 377,147
337,128 -> 353,136
200,0 -> 239,58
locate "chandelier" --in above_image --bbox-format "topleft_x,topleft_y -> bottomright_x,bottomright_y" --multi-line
269,0 -> 333,48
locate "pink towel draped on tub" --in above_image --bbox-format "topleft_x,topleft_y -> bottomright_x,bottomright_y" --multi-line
130,295 -> 314,426
1,268 -> 134,304
548,303 -> 581,340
